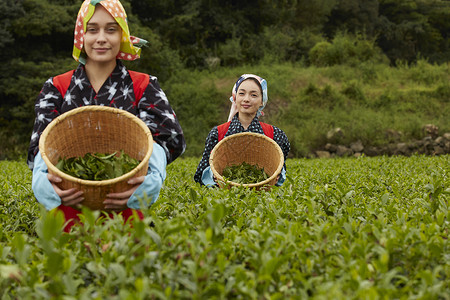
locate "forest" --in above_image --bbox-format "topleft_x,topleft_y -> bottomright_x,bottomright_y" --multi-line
0,0 -> 449,159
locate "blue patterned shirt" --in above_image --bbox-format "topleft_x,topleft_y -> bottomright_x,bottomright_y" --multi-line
194,114 -> 290,184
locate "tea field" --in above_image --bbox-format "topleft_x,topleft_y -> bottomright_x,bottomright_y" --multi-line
0,155 -> 449,299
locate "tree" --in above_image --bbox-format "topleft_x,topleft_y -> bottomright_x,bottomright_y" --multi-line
377,0 -> 450,64
323,0 -> 380,37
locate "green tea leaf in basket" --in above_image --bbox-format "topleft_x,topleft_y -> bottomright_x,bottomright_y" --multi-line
222,162 -> 269,184
56,150 -> 140,181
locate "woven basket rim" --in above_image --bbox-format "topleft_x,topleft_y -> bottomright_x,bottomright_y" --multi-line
39,106 -> 153,186
209,132 -> 284,188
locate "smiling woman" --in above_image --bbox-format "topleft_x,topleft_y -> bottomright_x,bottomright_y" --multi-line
83,6 -> 122,90
27,0 -> 186,233
194,74 -> 290,187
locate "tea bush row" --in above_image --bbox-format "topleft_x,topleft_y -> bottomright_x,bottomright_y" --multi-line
0,155 -> 449,298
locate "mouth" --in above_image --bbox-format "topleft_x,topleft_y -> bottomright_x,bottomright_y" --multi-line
93,48 -> 110,53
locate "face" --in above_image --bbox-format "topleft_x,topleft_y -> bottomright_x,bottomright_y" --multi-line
84,5 -> 122,65
235,79 -> 263,117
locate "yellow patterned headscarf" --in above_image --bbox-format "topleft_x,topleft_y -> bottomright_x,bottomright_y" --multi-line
72,0 -> 147,64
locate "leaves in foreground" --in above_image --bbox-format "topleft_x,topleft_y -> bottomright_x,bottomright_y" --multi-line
0,155 -> 449,299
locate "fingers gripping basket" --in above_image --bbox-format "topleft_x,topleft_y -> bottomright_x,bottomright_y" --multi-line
39,106 -> 153,211
209,132 -> 284,189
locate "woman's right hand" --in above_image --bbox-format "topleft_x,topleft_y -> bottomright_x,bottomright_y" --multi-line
47,174 -> 84,207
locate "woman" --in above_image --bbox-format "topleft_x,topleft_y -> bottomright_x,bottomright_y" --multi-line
194,74 -> 290,186
28,0 -> 186,232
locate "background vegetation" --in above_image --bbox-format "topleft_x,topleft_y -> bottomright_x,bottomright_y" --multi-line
0,0 -> 449,159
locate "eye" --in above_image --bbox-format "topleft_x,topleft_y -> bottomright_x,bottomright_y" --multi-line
86,27 -> 98,33
107,26 -> 119,32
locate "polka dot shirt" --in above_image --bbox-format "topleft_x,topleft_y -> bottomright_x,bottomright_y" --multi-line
194,114 -> 290,184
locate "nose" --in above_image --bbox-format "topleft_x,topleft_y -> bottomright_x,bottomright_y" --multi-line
96,29 -> 107,43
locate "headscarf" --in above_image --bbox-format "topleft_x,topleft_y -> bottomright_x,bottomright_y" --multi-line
227,74 -> 268,121
72,0 -> 148,64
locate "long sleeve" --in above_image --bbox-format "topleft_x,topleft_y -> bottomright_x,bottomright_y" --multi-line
31,151 -> 62,210
137,76 -> 186,164
27,78 -> 63,169
27,62 -> 186,169
127,142 -> 167,208
194,115 -> 290,186
272,126 -> 290,164
194,127 -> 219,184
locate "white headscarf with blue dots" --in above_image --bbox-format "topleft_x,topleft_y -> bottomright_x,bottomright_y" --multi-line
229,74 -> 268,119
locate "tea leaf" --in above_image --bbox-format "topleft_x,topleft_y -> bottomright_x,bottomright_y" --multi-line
222,162 -> 269,184
56,150 -> 140,181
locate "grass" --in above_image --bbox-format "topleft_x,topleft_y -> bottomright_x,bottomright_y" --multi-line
1,60 -> 449,160
0,155 -> 449,298
162,60 -> 450,158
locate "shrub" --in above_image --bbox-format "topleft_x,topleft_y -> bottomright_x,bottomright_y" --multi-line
404,59 -> 450,86
260,26 -> 294,63
165,70 -> 224,157
309,32 -> 388,67
309,41 -> 333,66
434,83 -> 450,101
218,38 -> 244,67
340,80 -> 366,104
1,157 -> 449,298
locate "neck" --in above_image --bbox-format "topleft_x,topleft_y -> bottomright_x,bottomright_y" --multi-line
238,113 -> 256,130
84,59 -> 117,92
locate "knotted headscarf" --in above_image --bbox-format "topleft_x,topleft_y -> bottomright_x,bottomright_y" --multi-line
72,0 -> 148,64
227,74 -> 268,121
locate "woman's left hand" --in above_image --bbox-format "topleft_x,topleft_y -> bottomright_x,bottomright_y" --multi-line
103,176 -> 145,211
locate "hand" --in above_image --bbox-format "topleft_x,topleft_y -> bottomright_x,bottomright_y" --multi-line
47,173 -> 84,207
103,176 -> 145,211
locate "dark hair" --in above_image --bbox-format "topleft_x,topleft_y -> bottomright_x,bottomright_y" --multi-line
241,78 -> 263,95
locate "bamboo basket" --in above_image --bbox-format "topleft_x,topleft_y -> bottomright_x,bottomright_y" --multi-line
39,106 -> 153,211
209,132 -> 284,190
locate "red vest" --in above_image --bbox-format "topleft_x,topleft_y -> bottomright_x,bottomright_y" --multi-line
217,121 -> 274,141
52,69 -> 150,101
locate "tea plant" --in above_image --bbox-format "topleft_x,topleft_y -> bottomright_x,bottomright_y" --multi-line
0,155 -> 449,298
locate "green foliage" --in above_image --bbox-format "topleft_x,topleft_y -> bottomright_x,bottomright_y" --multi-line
275,60 -> 449,155
12,0 -> 79,37
309,32 -> 388,66
56,151 -> 140,181
164,69 -> 224,157
0,155 -> 449,297
1,0 -> 450,159
324,0 -> 379,37
121,1 -> 183,82
378,0 -> 450,64
0,58 -> 77,160
0,0 -> 24,49
0,161 -> 37,237
1,59 -> 449,160
222,162 -> 269,184
218,38 -> 244,67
